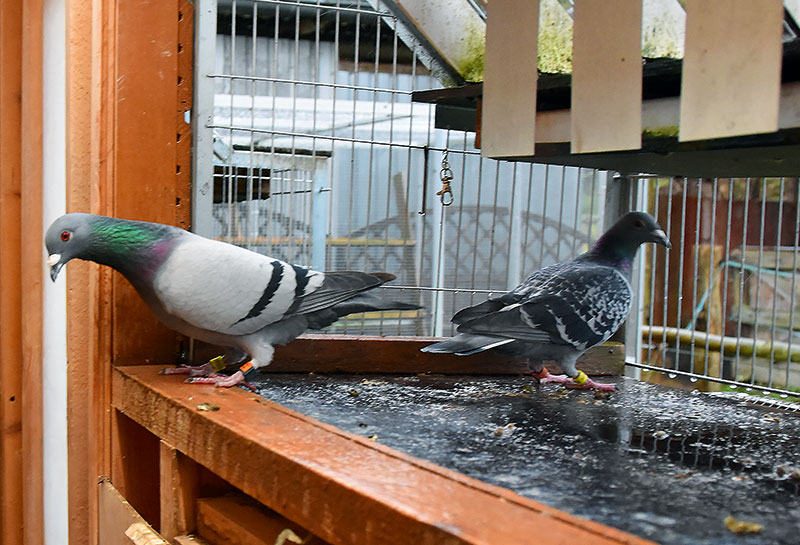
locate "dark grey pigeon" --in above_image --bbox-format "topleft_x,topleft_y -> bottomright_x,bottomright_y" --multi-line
421,211 -> 671,391
45,213 -> 418,388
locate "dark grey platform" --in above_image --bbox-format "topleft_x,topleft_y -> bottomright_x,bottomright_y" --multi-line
253,374 -> 800,545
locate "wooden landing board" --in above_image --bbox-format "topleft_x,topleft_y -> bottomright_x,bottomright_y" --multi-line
481,0 -> 538,157
571,0 -> 642,153
112,365 -> 655,545
680,0 -> 783,141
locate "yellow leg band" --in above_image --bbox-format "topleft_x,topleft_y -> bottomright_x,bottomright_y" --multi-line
209,356 -> 226,372
573,370 -> 588,385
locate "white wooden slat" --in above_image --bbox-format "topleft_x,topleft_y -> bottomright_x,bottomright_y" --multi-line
481,0 -> 539,158
571,0 -> 642,153
680,0 -> 783,142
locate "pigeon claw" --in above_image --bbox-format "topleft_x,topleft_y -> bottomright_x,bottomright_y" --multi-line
534,368 -> 573,385
185,371 -> 256,391
214,371 -> 256,391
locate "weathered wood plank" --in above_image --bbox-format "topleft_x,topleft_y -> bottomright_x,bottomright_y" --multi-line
262,336 -> 623,376
99,479 -> 166,545
571,0 -> 642,153
482,0 -> 538,157
680,0 -> 782,141
112,365 -> 656,545
196,495 -> 326,545
160,441 -> 200,540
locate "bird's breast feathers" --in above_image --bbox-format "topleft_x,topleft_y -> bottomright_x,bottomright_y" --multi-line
152,237 -> 323,335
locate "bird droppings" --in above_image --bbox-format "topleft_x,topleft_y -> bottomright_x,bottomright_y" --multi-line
253,373 -> 800,545
196,403 -> 220,412
724,515 -> 764,534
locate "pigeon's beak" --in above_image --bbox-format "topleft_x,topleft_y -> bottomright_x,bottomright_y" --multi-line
47,253 -> 63,282
651,229 -> 672,249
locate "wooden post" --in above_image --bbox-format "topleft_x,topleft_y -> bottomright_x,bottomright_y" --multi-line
159,442 -> 199,540
20,0 -> 45,543
0,1 -> 24,543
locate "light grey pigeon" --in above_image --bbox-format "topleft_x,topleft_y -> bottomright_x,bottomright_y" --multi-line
421,211 -> 671,391
45,213 -> 418,388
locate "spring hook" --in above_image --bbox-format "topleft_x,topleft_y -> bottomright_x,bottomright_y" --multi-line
437,150 -> 454,206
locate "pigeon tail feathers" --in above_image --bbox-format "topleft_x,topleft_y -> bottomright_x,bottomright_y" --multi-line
421,333 -> 514,355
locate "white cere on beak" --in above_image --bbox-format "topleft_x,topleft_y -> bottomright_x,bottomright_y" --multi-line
47,254 -> 61,267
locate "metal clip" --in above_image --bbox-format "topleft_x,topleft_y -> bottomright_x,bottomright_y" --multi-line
438,150 -> 454,206
436,181 -> 453,206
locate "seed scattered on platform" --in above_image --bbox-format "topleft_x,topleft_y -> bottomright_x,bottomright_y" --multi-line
724,515 -> 763,534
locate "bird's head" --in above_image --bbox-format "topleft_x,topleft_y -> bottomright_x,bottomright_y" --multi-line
590,211 -> 672,263
45,213 -> 95,282
615,211 -> 672,250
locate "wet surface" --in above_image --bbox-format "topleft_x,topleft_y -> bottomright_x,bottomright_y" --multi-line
252,374 -> 800,545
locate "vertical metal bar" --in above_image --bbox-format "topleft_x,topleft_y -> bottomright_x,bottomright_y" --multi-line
555,167 -> 566,261
646,178 -> 661,364
674,177 -> 689,372
506,163 -> 523,288
660,178 -> 674,368
719,178 -> 735,381
192,0 -> 218,237
246,0 -> 259,249
689,179 -> 702,369
520,164 -> 535,274
703,177 -> 718,378
768,178 -> 786,388
571,168 -> 582,257
751,178 -> 768,386
785,179 -> 800,393
539,165 -> 550,266
450,134 -> 469,320
733,179 -> 751,385
485,160 -> 501,289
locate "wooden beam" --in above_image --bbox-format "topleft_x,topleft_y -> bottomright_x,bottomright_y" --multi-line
680,0 -> 783,141
66,1 -> 97,544
571,0 -> 642,153
481,0 -> 538,157
260,336 -> 624,376
159,441 -> 199,540
0,0 -> 24,542
112,365 -> 656,545
196,495 -> 326,545
113,0 -> 192,366
20,0 -> 44,542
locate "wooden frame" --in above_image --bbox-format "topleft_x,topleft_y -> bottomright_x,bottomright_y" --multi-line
112,364 -> 654,545
1,1 -> 45,543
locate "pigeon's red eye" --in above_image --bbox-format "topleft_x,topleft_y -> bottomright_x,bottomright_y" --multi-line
61,231 -> 71,242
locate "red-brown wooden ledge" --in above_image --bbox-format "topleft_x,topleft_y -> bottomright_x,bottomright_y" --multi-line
112,365 -> 652,545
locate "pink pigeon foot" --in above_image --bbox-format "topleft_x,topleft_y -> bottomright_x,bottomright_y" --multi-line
185,370 -> 256,391
566,377 -> 617,392
159,361 -> 216,377
532,368 -> 572,385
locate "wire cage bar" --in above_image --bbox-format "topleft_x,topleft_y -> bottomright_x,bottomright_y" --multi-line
193,0 -> 800,401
